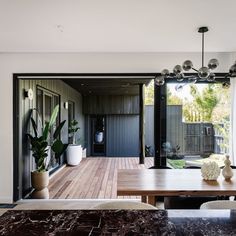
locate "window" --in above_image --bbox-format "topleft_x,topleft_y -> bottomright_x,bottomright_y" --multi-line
36,86 -> 60,171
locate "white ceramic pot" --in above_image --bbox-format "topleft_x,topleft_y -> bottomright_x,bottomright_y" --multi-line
66,145 -> 82,166
95,132 -> 103,143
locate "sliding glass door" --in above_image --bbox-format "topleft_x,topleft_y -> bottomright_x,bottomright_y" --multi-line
165,82 -> 230,168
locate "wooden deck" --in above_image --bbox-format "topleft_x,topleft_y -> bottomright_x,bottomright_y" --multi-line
49,157 -> 153,199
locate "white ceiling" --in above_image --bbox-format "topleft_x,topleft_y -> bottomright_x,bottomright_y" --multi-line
0,0 -> 236,53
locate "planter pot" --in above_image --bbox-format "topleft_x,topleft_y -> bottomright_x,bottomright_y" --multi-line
66,145 -> 82,166
31,171 -> 49,199
95,132 -> 103,143
82,148 -> 87,158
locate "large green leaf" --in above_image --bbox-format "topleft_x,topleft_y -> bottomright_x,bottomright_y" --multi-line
42,122 -> 50,141
52,139 -> 68,158
53,120 -> 66,139
48,105 -> 59,129
30,118 -> 38,137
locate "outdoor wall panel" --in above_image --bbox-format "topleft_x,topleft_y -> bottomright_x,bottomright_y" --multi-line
19,79 -> 84,198
145,105 -> 154,153
166,105 -> 184,154
106,115 -> 139,157
83,95 -> 139,115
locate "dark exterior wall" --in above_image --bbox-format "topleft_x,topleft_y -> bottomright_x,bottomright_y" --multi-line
145,105 -> 154,152
19,79 -> 84,198
106,115 -> 139,157
144,105 -> 184,155
83,95 -> 139,115
83,94 -> 140,157
166,105 -> 184,154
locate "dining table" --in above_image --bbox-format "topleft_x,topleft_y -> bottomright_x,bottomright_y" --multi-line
117,169 -> 236,205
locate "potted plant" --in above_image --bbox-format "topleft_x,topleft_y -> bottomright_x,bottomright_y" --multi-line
162,142 -> 184,160
27,105 -> 68,199
95,117 -> 104,143
66,119 -> 82,165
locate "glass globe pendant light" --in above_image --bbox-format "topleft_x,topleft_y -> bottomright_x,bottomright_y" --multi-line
156,26 -> 228,86
229,61 -> 236,77
156,27 -> 236,86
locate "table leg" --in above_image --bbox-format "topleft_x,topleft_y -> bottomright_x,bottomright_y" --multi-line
148,196 -> 156,206
141,196 -> 147,203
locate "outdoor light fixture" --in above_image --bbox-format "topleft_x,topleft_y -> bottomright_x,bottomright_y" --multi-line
24,88 -> 34,100
64,101 -> 69,109
155,26 -> 236,86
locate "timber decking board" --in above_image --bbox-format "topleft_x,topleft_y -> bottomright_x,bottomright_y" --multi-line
49,157 -> 153,199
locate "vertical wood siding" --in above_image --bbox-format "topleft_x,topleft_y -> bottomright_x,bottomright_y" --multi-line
166,105 -> 184,154
19,79 -> 84,198
145,105 -> 154,152
106,115 -> 139,157
83,95 -> 139,115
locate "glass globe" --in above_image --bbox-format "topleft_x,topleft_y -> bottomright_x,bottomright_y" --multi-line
173,65 -> 182,75
207,73 -> 215,82
176,73 -> 184,82
198,66 -> 210,80
182,60 -> 193,71
188,76 -> 197,84
229,64 -> 236,77
161,69 -> 170,76
155,76 -> 165,86
222,81 -> 230,89
208,59 -> 219,70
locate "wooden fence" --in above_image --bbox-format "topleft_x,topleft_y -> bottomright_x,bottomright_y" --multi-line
145,105 -> 229,156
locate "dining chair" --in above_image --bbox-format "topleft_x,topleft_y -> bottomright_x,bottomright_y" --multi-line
92,201 -> 157,210
148,166 -> 172,169
200,200 -> 236,209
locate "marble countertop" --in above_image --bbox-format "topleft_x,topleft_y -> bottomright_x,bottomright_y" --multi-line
0,209 -> 236,235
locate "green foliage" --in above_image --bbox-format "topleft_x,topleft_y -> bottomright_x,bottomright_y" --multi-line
180,84 -> 225,122
189,84 -> 219,122
51,139 -> 68,158
42,105 -> 59,140
27,134 -> 48,172
167,87 -> 183,105
68,119 -> 80,144
27,105 -> 68,172
167,159 -> 186,169
144,80 -> 154,105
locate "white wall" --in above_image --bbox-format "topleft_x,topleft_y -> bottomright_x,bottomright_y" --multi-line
0,52 -> 234,203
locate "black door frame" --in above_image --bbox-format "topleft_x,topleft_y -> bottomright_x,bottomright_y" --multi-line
12,73 -> 157,201
153,73 -> 230,167
13,72 -> 229,201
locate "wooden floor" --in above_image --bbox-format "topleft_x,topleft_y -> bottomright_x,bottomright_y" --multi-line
49,157 -> 153,199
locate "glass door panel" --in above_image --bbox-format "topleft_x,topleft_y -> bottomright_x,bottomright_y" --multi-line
165,83 -> 230,169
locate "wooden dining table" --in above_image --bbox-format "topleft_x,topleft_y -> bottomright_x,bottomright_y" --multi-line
117,169 -> 236,205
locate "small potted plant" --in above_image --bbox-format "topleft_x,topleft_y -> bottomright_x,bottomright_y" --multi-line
27,105 -> 68,199
162,142 -> 184,160
66,119 -> 82,165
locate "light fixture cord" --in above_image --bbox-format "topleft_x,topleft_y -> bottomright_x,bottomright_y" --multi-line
202,32 -> 204,67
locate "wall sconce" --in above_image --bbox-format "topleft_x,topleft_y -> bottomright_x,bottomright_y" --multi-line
64,101 -> 69,109
24,88 -> 34,100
